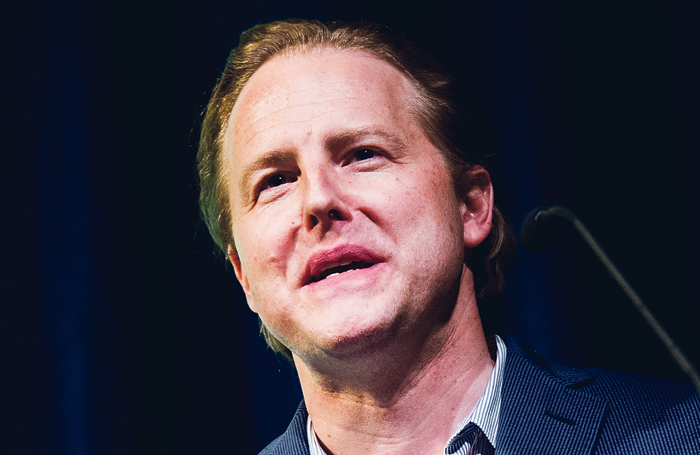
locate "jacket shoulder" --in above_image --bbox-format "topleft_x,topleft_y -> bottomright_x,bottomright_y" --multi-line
576,365 -> 700,452
257,401 -> 310,455
502,336 -> 700,454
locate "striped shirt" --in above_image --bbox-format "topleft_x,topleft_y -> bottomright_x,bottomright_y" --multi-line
307,335 -> 507,455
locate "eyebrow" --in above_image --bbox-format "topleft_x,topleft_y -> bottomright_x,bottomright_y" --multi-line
326,127 -> 409,156
238,148 -> 297,200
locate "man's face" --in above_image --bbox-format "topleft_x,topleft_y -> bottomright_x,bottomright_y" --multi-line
223,49 -> 478,361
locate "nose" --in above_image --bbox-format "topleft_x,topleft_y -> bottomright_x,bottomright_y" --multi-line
302,165 -> 350,232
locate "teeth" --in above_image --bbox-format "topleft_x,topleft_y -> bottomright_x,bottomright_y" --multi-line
311,261 -> 373,283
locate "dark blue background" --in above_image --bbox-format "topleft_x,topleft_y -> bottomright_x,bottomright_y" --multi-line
3,0 -> 699,453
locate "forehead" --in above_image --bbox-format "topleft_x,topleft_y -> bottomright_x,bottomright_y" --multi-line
225,48 -> 419,155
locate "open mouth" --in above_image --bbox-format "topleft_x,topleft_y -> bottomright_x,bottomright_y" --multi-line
309,261 -> 375,283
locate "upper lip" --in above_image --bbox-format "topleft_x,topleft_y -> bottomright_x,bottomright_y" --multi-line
302,244 -> 384,286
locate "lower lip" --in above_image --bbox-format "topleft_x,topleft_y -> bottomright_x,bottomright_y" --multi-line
303,262 -> 383,291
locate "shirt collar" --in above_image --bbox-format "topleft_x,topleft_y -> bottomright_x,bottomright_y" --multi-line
447,334 -> 506,449
307,334 -> 507,455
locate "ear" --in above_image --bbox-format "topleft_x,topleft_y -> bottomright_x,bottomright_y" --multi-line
228,244 -> 257,313
461,167 -> 494,248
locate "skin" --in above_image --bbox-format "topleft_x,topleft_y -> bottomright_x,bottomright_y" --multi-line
223,48 -> 496,454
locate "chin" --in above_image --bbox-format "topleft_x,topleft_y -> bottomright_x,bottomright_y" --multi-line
323,316 -> 408,361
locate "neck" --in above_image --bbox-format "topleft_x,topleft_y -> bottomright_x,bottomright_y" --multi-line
294,267 -> 495,455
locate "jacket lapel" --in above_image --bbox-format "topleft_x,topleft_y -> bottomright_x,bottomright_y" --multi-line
496,337 -> 609,455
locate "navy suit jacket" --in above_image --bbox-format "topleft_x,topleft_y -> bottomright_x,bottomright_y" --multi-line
258,336 -> 700,454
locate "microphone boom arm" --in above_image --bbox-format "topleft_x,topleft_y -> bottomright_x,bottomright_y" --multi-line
537,206 -> 700,397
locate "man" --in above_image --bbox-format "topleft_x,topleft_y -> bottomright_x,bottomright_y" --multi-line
198,19 -> 700,454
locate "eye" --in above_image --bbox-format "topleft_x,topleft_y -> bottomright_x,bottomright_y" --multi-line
352,148 -> 377,162
256,173 -> 297,200
266,174 -> 290,189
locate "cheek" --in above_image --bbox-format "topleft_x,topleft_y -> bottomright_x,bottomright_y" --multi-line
234,208 -> 299,286
385,170 -> 460,223
403,178 -> 465,250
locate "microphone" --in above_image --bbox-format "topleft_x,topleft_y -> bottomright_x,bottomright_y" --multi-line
520,206 -> 561,252
520,205 -> 700,397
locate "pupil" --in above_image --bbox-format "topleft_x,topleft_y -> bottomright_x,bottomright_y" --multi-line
356,149 -> 374,160
269,175 -> 286,187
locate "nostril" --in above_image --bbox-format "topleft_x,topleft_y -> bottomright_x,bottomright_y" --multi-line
328,209 -> 342,221
308,214 -> 319,228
